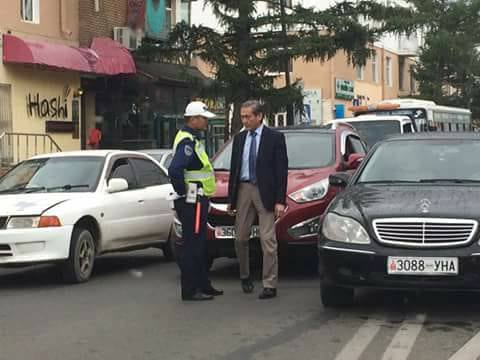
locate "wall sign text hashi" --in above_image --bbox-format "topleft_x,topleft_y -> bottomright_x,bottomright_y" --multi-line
26,87 -> 71,119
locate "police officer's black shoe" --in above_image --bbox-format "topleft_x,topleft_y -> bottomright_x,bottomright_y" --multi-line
182,292 -> 214,301
203,286 -> 224,296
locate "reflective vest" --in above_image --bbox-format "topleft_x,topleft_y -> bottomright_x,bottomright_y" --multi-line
173,130 -> 216,197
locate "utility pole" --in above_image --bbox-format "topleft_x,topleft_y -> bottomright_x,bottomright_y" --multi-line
279,0 -> 295,126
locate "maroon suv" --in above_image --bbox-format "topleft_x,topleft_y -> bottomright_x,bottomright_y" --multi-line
172,124 -> 366,267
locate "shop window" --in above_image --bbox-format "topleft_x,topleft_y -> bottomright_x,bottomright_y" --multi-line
72,98 -> 80,139
21,0 -> 40,23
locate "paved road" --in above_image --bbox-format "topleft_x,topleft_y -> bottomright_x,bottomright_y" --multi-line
1,250 -> 480,360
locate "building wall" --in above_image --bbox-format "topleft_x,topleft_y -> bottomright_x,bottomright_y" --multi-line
0,0 -> 79,45
79,0 -> 128,47
0,0 -> 81,162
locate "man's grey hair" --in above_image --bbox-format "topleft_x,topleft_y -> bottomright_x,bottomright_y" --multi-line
241,100 -> 264,117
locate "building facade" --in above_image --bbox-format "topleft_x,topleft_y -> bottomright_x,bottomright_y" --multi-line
0,0 -> 82,163
79,0 -> 204,151
0,0 -> 135,165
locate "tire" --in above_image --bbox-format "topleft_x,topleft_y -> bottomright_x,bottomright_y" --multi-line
320,283 -> 354,307
162,226 -> 176,262
61,227 -> 96,284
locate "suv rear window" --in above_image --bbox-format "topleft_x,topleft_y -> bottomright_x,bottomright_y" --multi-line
213,132 -> 335,170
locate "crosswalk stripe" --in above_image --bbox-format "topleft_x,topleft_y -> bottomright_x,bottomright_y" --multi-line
381,314 -> 426,360
334,317 -> 384,360
448,331 -> 480,360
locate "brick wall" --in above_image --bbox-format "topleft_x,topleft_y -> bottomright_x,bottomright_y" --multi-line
79,0 -> 128,47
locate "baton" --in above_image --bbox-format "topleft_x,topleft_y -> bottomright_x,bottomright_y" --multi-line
194,200 -> 201,234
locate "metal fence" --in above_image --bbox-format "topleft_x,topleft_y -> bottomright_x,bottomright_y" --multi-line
0,132 -> 62,166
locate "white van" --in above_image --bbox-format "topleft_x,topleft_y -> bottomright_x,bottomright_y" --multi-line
328,115 -> 416,148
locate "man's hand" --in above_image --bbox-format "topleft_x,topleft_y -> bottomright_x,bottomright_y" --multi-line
274,203 -> 286,219
227,204 -> 236,217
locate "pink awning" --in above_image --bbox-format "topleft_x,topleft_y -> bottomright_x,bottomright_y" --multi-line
2,34 -> 136,75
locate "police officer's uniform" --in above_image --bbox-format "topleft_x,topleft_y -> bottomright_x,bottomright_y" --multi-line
168,102 -> 221,301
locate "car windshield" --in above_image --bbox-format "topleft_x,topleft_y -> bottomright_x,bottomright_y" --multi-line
358,139 -> 480,184
213,132 -> 334,170
0,156 -> 104,193
348,120 -> 401,147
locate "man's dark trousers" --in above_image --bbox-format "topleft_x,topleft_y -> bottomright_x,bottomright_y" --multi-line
174,197 -> 211,298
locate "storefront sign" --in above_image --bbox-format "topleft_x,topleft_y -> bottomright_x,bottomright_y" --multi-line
45,121 -> 74,133
335,79 -> 354,100
26,86 -> 71,119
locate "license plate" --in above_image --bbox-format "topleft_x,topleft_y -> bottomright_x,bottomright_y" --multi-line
215,226 -> 260,239
387,257 -> 458,276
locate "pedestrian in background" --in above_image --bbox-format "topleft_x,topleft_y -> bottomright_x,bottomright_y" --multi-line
87,122 -> 102,150
168,101 -> 223,301
228,100 -> 289,299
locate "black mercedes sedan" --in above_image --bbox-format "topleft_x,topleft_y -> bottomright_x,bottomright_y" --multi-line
319,133 -> 480,307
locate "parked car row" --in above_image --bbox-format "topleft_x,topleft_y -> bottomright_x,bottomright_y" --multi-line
173,123 -> 368,268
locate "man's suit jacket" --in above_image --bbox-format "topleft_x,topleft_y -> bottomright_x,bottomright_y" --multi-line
228,126 -> 288,212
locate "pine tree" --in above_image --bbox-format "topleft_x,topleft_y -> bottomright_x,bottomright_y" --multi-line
138,0 -> 410,134
406,0 -> 480,119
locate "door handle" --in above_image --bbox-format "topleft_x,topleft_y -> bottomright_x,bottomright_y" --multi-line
138,200 -> 145,204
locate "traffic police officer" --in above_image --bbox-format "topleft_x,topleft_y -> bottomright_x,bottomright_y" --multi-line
168,101 -> 223,301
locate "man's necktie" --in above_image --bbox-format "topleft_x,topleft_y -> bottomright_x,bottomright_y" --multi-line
249,131 -> 257,184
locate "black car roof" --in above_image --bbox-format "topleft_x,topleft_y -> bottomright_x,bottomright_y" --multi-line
384,132 -> 480,142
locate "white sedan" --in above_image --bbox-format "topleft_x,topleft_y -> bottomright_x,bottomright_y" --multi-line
0,150 -> 174,283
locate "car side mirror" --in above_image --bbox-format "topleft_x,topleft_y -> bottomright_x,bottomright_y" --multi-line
347,153 -> 365,170
329,172 -> 351,188
107,178 -> 129,193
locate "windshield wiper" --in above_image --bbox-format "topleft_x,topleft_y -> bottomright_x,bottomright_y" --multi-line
0,185 -> 46,194
419,179 -> 480,184
47,184 -> 90,192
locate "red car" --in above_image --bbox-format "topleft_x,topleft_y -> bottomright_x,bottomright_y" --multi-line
172,124 -> 366,267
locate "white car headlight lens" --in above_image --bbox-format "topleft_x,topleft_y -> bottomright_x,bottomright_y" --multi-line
322,213 -> 370,244
7,217 -> 40,229
289,178 -> 329,203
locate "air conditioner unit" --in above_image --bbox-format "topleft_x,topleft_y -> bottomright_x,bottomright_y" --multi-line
113,27 -> 143,50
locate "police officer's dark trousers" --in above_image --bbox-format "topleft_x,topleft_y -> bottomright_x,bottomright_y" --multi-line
174,196 -> 211,298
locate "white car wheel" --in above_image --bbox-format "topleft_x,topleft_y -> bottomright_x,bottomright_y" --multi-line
61,227 -> 96,283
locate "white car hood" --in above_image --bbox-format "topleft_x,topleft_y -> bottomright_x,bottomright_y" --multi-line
0,193 -> 83,216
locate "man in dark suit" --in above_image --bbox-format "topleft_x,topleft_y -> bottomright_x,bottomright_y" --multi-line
228,100 -> 288,299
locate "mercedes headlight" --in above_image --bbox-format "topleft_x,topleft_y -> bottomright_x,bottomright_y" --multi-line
289,179 -> 329,203
322,213 -> 370,244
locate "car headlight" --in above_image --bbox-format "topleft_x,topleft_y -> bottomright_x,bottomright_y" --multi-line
7,216 -> 61,229
288,216 -> 321,239
322,213 -> 370,244
289,178 -> 329,203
